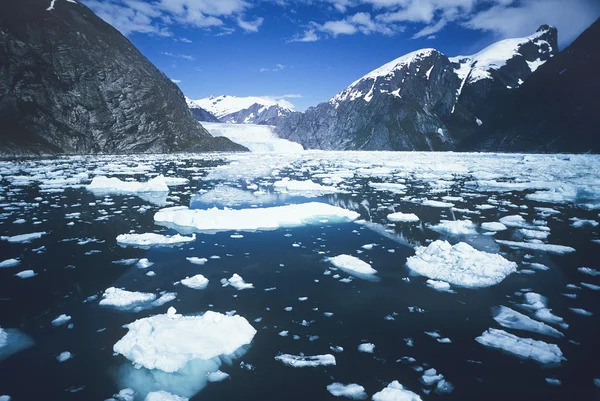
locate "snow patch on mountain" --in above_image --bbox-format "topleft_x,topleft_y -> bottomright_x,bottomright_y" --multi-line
187,95 -> 293,125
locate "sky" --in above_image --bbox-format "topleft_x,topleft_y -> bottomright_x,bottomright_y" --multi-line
82,0 -> 600,111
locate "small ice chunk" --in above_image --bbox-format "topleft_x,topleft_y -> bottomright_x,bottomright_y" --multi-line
475,328 -> 564,364
481,222 -> 507,231
52,314 -> 72,326
493,306 -> 563,338
116,233 -> 195,247
422,200 -> 454,208
225,274 -> 254,290
357,343 -> 375,353
278,331 -> 289,337
545,378 -> 561,386
496,240 -> 575,255
327,255 -> 377,278
99,287 -> 156,309
186,257 -> 208,265
421,368 -> 444,386
429,220 -> 477,235
14,270 -> 36,279
207,370 -> 230,382
580,282 -> 600,291
406,240 -> 517,288
57,351 -> 72,362
136,258 -> 153,269
87,175 -> 169,193
0,259 -> 20,268
578,267 -> 600,276
326,383 -> 368,399
569,308 -> 593,316
372,380 -> 422,401
387,212 -> 419,223
180,275 -> 209,290
274,353 -> 336,368
1,232 -> 46,243
425,279 -> 453,293
144,390 -> 188,401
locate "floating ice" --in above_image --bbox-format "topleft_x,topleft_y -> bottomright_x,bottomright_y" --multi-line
114,308 -> 256,373
520,293 -> 568,329
154,202 -> 360,233
52,314 -> 72,326
14,270 -> 36,279
429,220 -> 477,235
145,391 -> 188,401
1,232 -> 46,243
222,274 -> 254,290
136,259 -> 154,269
186,257 -> 208,265
369,182 -> 407,193
326,383 -> 368,399
496,240 -> 575,255
387,212 -> 419,223
99,288 -> 156,310
426,279 -> 454,293
406,240 -> 517,288
327,255 -> 377,279
273,178 -> 340,195
578,267 -> 600,276
475,328 -> 564,364
372,381 -> 422,401
274,353 -> 336,368
421,368 -> 444,386
422,200 -> 454,208
180,275 -> 209,290
569,308 -> 593,316
57,351 -> 72,362
163,177 -> 189,186
87,175 -> 169,193
481,222 -> 507,231
357,343 -> 375,353
116,233 -> 196,248
0,327 -> 34,361
207,370 -> 229,382
493,306 -> 563,338
0,259 -> 20,268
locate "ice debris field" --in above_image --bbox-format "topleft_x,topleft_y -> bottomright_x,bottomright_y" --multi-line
0,151 -> 599,401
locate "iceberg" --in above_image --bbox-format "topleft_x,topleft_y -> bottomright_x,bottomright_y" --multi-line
222,274 -> 254,290
327,255 -> 377,279
372,381 -> 422,401
387,212 -> 419,223
493,306 -> 563,338
179,275 -> 209,290
475,328 -> 564,364
154,202 -> 360,233
406,240 -> 517,288
114,308 -> 257,373
274,353 -> 336,368
326,383 -> 367,399
116,233 -> 196,248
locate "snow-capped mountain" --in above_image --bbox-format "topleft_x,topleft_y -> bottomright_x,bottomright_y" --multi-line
187,95 -> 294,125
461,18 -> 600,153
276,25 -> 557,151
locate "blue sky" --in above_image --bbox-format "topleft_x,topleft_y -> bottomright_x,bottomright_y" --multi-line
82,0 -> 600,111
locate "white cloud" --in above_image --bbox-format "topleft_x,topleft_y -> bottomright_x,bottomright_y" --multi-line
287,29 -> 320,42
179,37 -> 193,43
162,52 -> 196,60
259,64 -> 286,72
321,20 -> 358,36
237,17 -> 264,33
412,18 -> 447,38
170,79 -> 182,83
317,12 -> 397,38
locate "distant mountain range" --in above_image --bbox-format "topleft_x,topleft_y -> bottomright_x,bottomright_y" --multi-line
273,25 -> 559,151
0,0 -> 246,155
187,95 -> 293,125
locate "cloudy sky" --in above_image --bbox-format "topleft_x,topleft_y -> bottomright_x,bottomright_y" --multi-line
82,0 -> 600,110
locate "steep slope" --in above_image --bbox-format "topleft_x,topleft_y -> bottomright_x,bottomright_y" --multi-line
185,98 -> 219,123
0,0 -> 246,155
461,18 -> 599,153
275,26 -> 557,151
189,95 -> 293,125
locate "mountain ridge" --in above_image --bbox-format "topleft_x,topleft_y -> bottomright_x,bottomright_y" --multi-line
188,95 -> 294,125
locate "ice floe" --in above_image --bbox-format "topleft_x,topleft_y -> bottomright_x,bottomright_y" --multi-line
369,182 -> 407,193
0,259 -> 20,268
406,240 -> 517,288
0,327 -> 34,361
145,390 -> 188,401
496,240 -> 575,254
14,270 -> 36,279
51,314 -> 71,326
372,381 -> 422,401
493,306 -> 563,338
475,328 -> 564,364
426,279 -> 454,293
326,383 -> 368,399
1,232 -> 46,243
87,175 -> 169,193
222,274 -> 254,290
179,275 -> 209,290
422,200 -> 454,208
186,257 -> 208,265
154,202 -> 360,233
327,255 -> 377,279
57,351 -> 72,362
274,353 -> 336,368
387,212 -> 419,223
116,233 -> 196,248
207,370 -> 229,382
273,178 -> 340,195
429,219 -> 477,235
520,293 -> 568,329
114,308 -> 256,373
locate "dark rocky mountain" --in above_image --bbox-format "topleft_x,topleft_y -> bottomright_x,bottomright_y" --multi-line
188,95 -> 294,125
186,102 -> 220,123
460,18 -> 600,153
275,26 -> 557,151
0,0 -> 246,156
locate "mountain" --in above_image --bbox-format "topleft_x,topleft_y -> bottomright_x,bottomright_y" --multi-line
460,18 -> 600,153
188,95 -> 294,125
275,26 -> 557,151
185,99 -> 220,123
0,0 -> 246,156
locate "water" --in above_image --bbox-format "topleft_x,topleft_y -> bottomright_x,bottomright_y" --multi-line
0,151 -> 599,400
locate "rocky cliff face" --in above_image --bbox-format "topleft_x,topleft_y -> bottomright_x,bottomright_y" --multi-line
0,0 -> 246,156
460,19 -> 599,153
275,26 -> 558,151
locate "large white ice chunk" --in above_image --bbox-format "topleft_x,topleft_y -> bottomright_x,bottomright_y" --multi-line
100,287 -> 157,309
145,391 -> 188,401
372,380 -> 422,401
154,202 -> 360,233
116,233 -> 196,248
493,306 -> 563,338
326,383 -> 368,399
274,353 -> 336,368
114,309 -> 256,373
327,255 -> 377,279
223,274 -> 254,290
1,232 -> 47,243
0,259 -> 20,268
180,275 -> 209,290
406,240 -> 517,288
475,328 -> 564,364
87,175 -> 169,193
387,212 -> 419,223
429,220 -> 477,235
273,178 -> 340,195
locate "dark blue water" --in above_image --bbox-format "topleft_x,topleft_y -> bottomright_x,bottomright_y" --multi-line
0,153 -> 599,401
